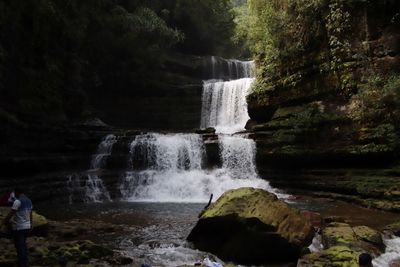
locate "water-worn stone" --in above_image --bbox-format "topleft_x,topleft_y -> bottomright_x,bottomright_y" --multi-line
187,187 -> 314,264
298,220 -> 385,266
323,222 -> 384,255
298,245 -> 359,267
195,127 -> 216,134
384,221 -> 400,236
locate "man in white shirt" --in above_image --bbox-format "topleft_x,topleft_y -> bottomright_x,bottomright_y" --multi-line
1,188 -> 33,267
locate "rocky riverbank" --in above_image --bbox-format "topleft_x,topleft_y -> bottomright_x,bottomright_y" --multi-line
187,187 -> 400,267
0,207 -> 133,266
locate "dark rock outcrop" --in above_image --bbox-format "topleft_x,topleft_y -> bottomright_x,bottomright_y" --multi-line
187,187 -> 314,264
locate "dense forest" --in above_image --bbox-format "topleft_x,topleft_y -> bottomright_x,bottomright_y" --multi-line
0,0 -> 239,129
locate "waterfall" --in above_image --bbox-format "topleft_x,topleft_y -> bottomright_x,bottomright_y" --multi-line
209,56 -> 254,79
201,57 -> 255,134
120,133 -> 287,202
68,134 -> 116,203
84,134 -> 116,202
128,133 -> 203,171
118,56 -> 287,202
200,78 -> 253,134
120,133 -> 208,202
219,136 -> 258,179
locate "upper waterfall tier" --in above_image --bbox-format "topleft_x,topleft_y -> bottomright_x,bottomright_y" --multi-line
206,56 -> 254,80
200,78 -> 253,134
200,58 -> 254,134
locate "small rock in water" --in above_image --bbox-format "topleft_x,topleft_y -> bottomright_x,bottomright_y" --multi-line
195,127 -> 216,134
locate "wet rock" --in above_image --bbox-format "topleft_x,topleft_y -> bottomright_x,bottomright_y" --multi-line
187,187 -> 314,264
298,245 -> 359,267
299,220 -> 385,267
323,222 -> 384,254
27,237 -> 114,266
384,222 -> 400,236
0,237 -> 16,266
195,127 -> 216,134
390,258 -> 400,267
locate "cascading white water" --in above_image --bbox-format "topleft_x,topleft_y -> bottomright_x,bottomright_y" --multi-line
120,133 -> 207,202
68,134 -> 116,203
84,134 -> 116,202
128,133 -> 203,171
120,133 -> 287,202
218,135 -> 288,199
120,56 -> 287,203
90,134 -> 117,170
219,135 -> 258,179
373,235 -> 400,267
210,56 -> 254,79
201,58 -> 255,134
200,78 -> 253,134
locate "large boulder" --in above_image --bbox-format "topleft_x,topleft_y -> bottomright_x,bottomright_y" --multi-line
323,222 -> 384,254
298,221 -> 385,266
0,207 -> 49,237
187,187 -> 314,264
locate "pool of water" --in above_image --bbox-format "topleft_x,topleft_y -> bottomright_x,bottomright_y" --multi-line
35,198 -> 400,267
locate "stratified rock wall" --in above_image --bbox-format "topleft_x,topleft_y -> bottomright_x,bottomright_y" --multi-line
247,0 -> 400,208
248,1 -> 400,162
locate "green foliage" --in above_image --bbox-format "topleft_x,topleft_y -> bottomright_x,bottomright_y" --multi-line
348,75 -> 400,126
325,0 -> 351,71
247,0 -> 328,79
244,0 -> 365,98
168,0 -> 236,56
232,2 -> 251,57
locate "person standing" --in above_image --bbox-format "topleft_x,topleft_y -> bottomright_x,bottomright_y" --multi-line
1,188 -> 33,267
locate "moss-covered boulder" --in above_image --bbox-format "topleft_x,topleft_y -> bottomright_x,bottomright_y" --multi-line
323,222 -> 384,254
298,221 -> 385,266
0,207 -> 49,237
187,187 -> 314,264
27,237 -> 114,266
0,237 -> 16,266
298,246 -> 359,267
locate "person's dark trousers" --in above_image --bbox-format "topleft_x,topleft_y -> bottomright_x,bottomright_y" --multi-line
13,229 -> 30,267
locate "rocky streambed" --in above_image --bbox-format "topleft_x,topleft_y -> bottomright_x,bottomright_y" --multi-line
0,207 -> 133,266
1,187 -> 400,267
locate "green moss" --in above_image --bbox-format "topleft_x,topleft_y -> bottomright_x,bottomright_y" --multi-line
201,187 -> 313,245
300,246 -> 359,267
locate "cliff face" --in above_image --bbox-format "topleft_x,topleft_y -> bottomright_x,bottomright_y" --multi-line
248,0 -> 400,163
246,0 -> 400,210
89,53 -> 206,131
